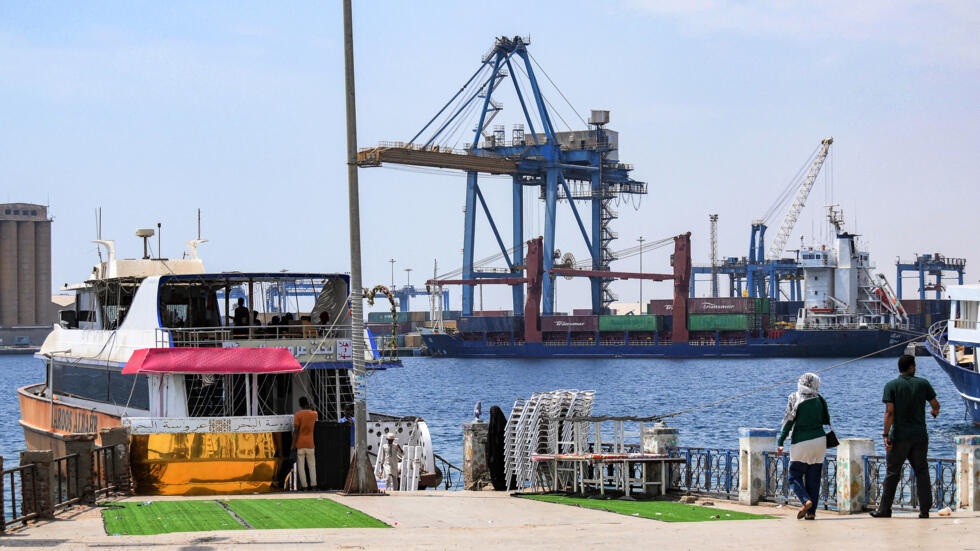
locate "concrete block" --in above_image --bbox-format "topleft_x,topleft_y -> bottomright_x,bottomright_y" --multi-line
462,422 -> 489,491
642,421 -> 678,454
19,450 -> 53,520
836,438 -> 875,514
954,435 -> 980,511
738,427 -> 776,506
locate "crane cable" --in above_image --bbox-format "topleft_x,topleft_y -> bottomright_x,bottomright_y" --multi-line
655,333 -> 926,421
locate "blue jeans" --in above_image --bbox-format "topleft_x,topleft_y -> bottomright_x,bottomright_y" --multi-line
788,460 -> 823,516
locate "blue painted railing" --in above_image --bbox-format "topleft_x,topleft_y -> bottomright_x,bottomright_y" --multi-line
863,455 -> 957,511
667,447 -> 739,498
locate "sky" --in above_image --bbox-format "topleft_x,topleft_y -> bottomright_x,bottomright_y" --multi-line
1,1 -> 977,312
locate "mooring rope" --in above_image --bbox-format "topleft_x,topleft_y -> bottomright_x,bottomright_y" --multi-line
654,332 -> 928,421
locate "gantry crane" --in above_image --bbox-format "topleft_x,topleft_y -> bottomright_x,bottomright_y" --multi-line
357,36 -> 647,316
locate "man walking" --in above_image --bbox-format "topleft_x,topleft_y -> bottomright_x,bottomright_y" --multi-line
870,354 -> 940,518
293,396 -> 318,491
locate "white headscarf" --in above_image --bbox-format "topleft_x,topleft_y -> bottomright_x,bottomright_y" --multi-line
781,372 -> 821,430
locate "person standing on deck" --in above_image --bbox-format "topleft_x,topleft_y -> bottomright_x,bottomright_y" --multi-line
777,372 -> 832,520
293,396 -> 318,491
870,355 -> 940,518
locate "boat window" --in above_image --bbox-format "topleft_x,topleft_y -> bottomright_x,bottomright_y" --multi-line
51,363 -> 149,410
91,279 -> 140,329
159,281 -> 223,328
183,373 -> 293,417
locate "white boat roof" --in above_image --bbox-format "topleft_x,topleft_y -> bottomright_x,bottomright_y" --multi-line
948,284 -> 980,301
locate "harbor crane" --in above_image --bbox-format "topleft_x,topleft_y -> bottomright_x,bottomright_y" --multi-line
357,36 -> 647,317
762,137 -> 833,261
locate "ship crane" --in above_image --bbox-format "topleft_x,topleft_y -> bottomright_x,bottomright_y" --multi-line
764,137 -> 833,260
357,36 -> 647,317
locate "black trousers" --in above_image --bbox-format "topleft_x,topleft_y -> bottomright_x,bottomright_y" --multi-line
878,438 -> 931,514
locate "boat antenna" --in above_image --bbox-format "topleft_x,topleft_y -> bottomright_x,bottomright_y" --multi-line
157,222 -> 162,259
197,208 -> 201,240
95,207 -> 103,263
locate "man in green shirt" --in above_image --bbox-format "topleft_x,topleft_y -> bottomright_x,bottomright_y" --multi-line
870,355 -> 940,518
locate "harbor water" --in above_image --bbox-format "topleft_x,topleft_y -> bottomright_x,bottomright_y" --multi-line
0,353 -> 972,474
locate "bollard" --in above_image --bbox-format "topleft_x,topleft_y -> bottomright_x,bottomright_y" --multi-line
954,435 -> 980,511
63,434 -> 97,505
19,450 -> 54,520
642,421 -> 678,454
835,438 -> 875,514
642,421 -> 678,496
462,421 -> 489,490
738,428 -> 776,506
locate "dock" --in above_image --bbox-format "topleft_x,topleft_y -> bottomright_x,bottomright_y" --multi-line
6,491 -> 977,550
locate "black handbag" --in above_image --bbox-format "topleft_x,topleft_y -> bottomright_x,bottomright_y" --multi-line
826,425 -> 840,448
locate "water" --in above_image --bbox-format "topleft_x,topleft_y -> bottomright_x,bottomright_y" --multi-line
0,353 -> 972,472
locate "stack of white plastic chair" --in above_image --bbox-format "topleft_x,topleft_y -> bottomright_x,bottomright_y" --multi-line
399,445 -> 422,491
503,398 -> 527,489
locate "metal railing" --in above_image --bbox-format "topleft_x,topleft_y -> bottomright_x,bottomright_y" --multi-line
668,447 -> 740,498
2,464 -> 38,529
763,452 -> 838,510
863,455 -> 957,511
93,446 -> 117,497
52,454 -> 79,511
157,325 -> 351,348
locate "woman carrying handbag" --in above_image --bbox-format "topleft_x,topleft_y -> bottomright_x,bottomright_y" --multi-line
776,372 -> 836,520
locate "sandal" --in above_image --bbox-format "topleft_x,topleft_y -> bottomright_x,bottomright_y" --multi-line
797,500 -> 813,520
805,515 -> 815,520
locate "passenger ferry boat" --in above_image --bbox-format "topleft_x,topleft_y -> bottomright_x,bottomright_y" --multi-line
21,234 -> 437,494
926,285 -> 980,425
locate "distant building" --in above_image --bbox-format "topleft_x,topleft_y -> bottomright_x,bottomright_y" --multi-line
0,203 -> 54,347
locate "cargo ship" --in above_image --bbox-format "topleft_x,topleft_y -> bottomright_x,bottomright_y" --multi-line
421,230 -> 934,358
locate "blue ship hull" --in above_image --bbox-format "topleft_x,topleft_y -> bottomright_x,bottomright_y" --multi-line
422,329 -> 909,359
926,335 -> 980,426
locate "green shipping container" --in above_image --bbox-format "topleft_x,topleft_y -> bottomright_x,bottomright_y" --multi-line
756,298 -> 770,314
599,315 -> 663,331
687,314 -> 755,331
367,311 -> 411,323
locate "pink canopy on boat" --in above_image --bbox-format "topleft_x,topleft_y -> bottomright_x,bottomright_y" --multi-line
122,347 -> 303,375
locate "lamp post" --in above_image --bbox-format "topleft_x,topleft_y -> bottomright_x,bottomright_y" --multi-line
388,258 -> 396,290
405,268 -> 413,289
342,0 -> 379,494
637,236 -> 645,313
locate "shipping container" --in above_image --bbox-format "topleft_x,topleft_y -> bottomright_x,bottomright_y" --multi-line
540,315 -> 598,332
473,310 -> 513,317
688,297 -> 767,315
573,309 -> 594,316
598,315 -> 663,332
687,314 -> 756,331
648,300 -> 674,315
458,315 -> 523,332
397,321 -> 414,333
410,311 -> 429,322
772,301 -> 804,316
368,311 -> 411,323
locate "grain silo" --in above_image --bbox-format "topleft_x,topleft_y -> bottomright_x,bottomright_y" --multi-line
0,203 -> 52,328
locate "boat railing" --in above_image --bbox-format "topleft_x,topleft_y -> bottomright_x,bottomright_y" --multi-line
952,318 -> 980,331
926,320 -> 949,359
156,325 -> 353,348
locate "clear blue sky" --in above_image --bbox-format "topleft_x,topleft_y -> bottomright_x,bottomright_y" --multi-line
1,1 -> 977,310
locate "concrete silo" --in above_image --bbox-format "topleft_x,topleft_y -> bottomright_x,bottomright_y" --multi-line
0,203 -> 52,329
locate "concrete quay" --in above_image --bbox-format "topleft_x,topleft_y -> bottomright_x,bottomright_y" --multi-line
2,491 -> 977,550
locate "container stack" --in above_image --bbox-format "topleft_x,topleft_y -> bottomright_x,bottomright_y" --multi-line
648,297 -> 771,332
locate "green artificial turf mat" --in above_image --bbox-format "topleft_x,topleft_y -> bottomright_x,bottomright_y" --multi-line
101,500 -> 246,535
520,494 -> 775,522
225,498 -> 389,529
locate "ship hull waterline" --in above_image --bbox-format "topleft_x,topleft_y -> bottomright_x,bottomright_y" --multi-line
422,329 -> 912,358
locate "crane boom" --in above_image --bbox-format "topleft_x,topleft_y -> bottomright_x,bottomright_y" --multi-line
766,137 -> 833,259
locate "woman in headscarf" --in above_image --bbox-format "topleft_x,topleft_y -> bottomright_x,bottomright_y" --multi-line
777,372 -> 831,520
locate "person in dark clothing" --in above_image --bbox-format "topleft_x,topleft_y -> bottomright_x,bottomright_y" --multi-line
870,354 -> 941,519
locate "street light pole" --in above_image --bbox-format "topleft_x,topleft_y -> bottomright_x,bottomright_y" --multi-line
637,236 -> 645,313
388,258 -> 396,290
405,268 -> 413,288
342,0 -> 378,494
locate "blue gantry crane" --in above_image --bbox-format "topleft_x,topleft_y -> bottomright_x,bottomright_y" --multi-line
895,254 -> 966,299
357,36 -> 647,316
